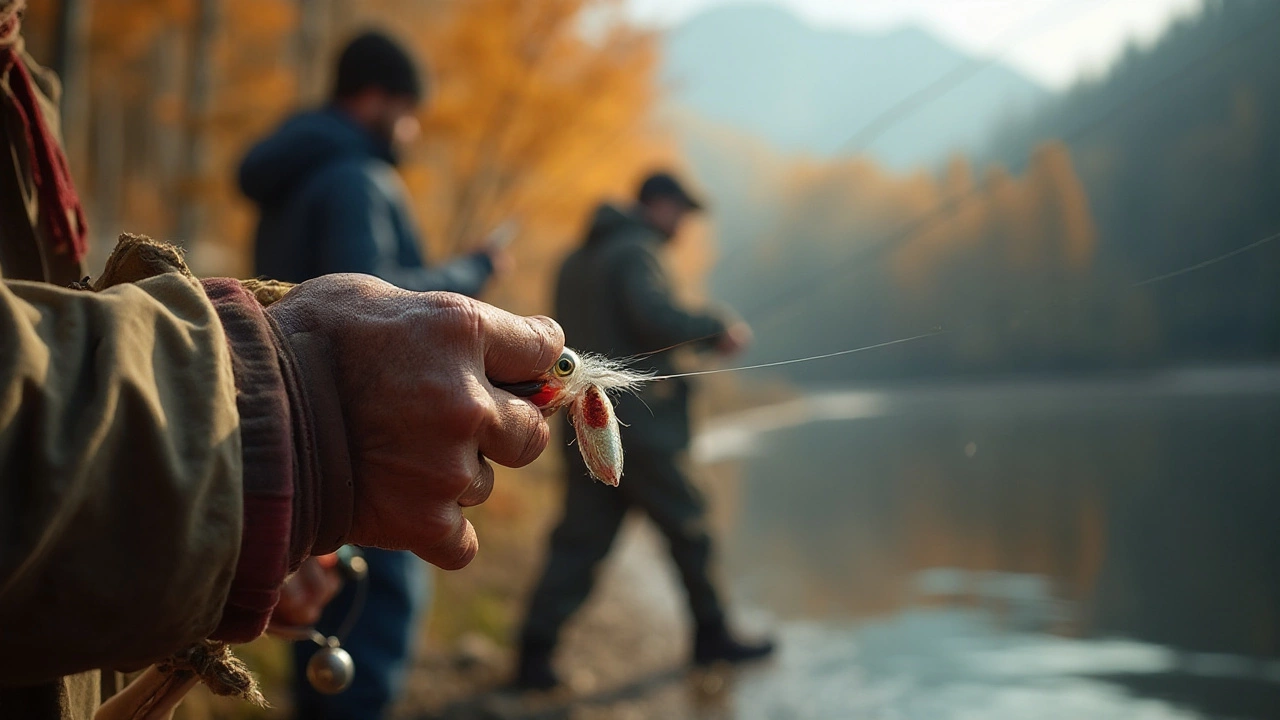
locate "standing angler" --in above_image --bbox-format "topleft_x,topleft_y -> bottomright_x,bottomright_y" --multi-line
237,31 -> 508,720
513,171 -> 775,691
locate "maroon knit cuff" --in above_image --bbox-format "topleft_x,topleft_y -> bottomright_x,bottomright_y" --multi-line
201,279 -> 295,643
275,329 -> 355,556
267,313 -> 325,570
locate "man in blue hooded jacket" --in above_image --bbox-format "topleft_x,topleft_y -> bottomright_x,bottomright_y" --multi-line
238,31 -> 505,719
240,31 -> 499,296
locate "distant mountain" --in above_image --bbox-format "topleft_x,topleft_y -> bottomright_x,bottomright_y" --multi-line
695,1 -> 1280,380
662,3 -> 1048,169
982,0 -> 1280,360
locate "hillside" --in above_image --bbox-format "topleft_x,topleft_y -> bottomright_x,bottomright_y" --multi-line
697,0 -> 1280,381
663,3 -> 1048,169
984,0 -> 1280,361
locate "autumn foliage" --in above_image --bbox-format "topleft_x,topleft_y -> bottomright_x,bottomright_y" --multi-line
24,0 -> 674,317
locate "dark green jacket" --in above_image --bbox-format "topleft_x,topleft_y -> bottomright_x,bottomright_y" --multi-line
555,204 -> 727,451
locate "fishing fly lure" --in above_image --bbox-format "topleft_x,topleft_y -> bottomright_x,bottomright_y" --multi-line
500,349 -> 652,487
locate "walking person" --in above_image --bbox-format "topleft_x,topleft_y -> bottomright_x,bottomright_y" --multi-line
514,171 -> 775,691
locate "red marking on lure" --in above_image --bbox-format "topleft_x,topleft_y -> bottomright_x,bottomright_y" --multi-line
570,387 -> 622,486
517,348 -> 649,486
528,385 -> 560,409
579,386 -> 611,429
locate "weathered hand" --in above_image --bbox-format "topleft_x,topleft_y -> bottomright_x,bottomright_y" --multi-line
271,554 -> 344,628
484,245 -> 515,279
268,274 -> 563,569
716,321 -> 753,357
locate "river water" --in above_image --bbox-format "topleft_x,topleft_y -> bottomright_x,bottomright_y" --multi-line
691,367 -> 1280,719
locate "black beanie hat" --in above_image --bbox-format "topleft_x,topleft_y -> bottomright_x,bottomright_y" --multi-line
333,31 -> 424,102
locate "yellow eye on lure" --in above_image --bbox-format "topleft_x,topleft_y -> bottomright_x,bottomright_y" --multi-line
552,353 -> 577,378
497,348 -> 650,487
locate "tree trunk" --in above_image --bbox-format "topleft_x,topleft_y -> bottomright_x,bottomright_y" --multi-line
177,0 -> 220,247
52,0 -> 91,182
296,0 -> 331,104
92,77 -> 123,269
154,29 -> 184,236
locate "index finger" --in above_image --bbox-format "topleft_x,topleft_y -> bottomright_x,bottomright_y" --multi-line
481,306 -> 564,384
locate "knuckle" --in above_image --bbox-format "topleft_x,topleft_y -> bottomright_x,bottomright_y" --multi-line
429,520 -> 476,571
434,543 -> 475,571
410,292 -> 485,349
454,391 -> 495,437
460,463 -> 495,507
433,292 -> 484,337
515,417 -> 550,468
421,290 -> 473,312
528,315 -> 565,370
417,504 -> 458,543
441,459 -> 478,496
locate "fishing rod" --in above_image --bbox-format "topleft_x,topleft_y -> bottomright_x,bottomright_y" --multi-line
499,222 -> 1280,401
711,0 -> 1095,285
493,224 -> 1279,482
730,6 -> 1280,330
834,0 -> 1096,156
488,0 -> 1094,246
482,5 -> 1280,380
670,227 -> 1280,380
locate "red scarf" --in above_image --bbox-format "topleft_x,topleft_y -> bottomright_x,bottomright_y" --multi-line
0,15 -> 89,261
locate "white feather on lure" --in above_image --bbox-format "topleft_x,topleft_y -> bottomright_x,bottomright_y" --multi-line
516,349 -> 651,486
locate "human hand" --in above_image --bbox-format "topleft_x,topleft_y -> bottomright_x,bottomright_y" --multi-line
481,221 -> 518,279
716,321 -> 753,357
483,245 -> 515,279
267,274 -> 564,569
271,554 -> 344,628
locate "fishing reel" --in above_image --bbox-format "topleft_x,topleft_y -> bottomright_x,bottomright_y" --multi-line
269,545 -> 369,695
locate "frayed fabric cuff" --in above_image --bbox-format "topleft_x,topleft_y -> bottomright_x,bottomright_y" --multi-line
201,279 -> 295,643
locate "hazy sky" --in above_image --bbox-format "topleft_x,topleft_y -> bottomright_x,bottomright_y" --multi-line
625,0 -> 1203,89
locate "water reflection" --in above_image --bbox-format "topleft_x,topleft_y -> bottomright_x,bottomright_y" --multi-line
730,614 -> 1204,719
707,367 -> 1280,718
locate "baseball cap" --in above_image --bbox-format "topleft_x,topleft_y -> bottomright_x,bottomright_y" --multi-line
637,172 -> 705,211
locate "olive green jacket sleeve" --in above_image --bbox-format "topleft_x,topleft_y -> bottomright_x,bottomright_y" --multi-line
0,270 -> 244,685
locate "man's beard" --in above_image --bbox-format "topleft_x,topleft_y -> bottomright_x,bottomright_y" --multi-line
369,117 -> 402,163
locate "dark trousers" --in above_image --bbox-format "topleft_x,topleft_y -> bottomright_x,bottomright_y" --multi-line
520,447 -> 726,652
